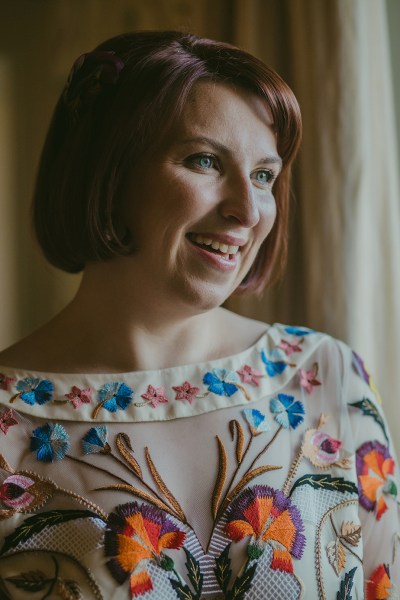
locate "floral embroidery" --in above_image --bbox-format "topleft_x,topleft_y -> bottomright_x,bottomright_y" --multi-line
105,502 -> 186,597
299,363 -> 321,394
225,485 -> 305,573
65,385 -> 92,408
172,380 -> 200,403
203,369 -> 240,397
278,338 -> 303,356
242,408 -> 270,435
30,423 -> 70,462
302,415 -> 351,469
0,472 -> 57,513
284,326 -> 314,336
356,441 -> 397,520
82,426 -> 110,454
326,519 -> 361,576
352,351 -> 382,404
261,350 -> 291,377
237,365 -> 262,386
270,394 -> 305,429
93,382 -> 134,418
13,377 -> 54,405
141,385 -> 169,408
0,373 -> 16,391
366,564 -> 393,600
0,408 -> 18,433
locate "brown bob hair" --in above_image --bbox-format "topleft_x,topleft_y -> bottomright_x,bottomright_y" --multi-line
33,30 -> 302,294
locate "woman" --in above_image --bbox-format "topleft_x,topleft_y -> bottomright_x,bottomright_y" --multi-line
0,31 -> 398,599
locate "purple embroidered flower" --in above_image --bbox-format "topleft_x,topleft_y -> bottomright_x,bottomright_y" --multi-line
15,377 -> 54,405
261,350 -> 289,377
356,440 -> 397,520
352,351 -> 382,403
82,426 -> 110,454
237,365 -> 262,386
0,408 -> 18,434
270,393 -> 305,429
243,408 -> 270,436
173,381 -> 200,404
0,373 -> 16,391
97,382 -> 133,413
30,423 -> 70,462
203,369 -> 240,397
65,385 -> 92,408
141,385 -> 169,408
225,485 -> 305,573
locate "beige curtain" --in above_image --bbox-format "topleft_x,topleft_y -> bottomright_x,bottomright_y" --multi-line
0,0 -> 399,447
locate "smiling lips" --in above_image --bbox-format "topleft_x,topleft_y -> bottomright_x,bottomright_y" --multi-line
189,233 -> 240,259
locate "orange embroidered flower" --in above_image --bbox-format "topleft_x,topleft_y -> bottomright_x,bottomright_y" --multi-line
366,564 -> 393,600
356,441 -> 397,520
225,485 -> 305,573
105,502 -> 186,597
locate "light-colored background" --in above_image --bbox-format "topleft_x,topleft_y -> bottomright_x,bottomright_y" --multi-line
0,0 -> 399,449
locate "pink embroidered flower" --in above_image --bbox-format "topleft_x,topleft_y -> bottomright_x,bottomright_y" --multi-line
141,385 -> 169,408
299,364 -> 321,394
278,339 -> 303,356
65,386 -> 92,408
0,473 -> 56,511
0,408 -> 18,434
237,365 -> 262,386
0,373 -> 16,391
302,415 -> 351,469
172,381 -> 200,404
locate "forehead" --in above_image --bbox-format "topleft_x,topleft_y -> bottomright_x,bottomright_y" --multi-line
169,80 -> 277,153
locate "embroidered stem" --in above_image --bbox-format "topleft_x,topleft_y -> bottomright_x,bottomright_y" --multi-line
234,383 -> 251,402
145,447 -> 187,523
282,443 -> 305,496
245,424 -> 283,475
41,555 -> 59,600
212,436 -> 228,520
91,397 -> 111,420
9,393 -> 20,404
57,487 -> 108,521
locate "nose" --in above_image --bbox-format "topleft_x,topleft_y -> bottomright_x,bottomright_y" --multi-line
219,174 -> 260,228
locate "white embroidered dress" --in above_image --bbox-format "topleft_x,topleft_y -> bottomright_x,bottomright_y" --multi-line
0,324 -> 399,599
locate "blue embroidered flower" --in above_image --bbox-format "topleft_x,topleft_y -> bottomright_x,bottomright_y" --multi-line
16,378 -> 54,405
30,423 -> 70,462
97,382 -> 134,413
261,350 -> 288,377
270,394 -> 305,429
242,408 -> 270,436
203,369 -> 240,397
82,426 -> 110,454
284,326 -> 314,336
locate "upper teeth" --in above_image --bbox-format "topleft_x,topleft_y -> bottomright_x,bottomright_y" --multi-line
190,234 -> 239,255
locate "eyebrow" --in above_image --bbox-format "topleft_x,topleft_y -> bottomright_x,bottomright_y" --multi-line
178,136 -> 283,169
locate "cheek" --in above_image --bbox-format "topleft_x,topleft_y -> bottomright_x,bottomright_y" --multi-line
260,197 -> 277,237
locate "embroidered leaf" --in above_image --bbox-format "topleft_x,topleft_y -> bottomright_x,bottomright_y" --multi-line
229,420 -> 245,464
169,578 -> 196,600
212,436 -> 228,520
228,563 -> 257,599
327,539 -> 346,575
0,509 -> 99,555
0,454 -> 13,473
184,547 -> 203,596
5,570 -> 48,591
56,579 -> 82,599
214,543 -> 232,593
340,522 -> 362,546
349,398 -> 389,442
289,474 -> 358,497
94,483 -> 173,515
336,566 -> 357,600
220,465 -> 282,515
116,433 -> 142,477
145,447 -> 186,522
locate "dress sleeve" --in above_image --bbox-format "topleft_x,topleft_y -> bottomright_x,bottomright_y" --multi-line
344,347 -> 400,597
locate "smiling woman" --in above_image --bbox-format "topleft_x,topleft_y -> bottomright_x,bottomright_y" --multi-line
0,31 -> 398,600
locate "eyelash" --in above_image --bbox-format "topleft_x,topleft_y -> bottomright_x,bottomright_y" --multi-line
186,153 -> 278,187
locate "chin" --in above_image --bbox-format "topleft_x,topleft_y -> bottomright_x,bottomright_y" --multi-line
173,278 -> 233,313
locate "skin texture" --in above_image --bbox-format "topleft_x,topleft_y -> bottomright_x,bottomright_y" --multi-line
0,82 -> 281,372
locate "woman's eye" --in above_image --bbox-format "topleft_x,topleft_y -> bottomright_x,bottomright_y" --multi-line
253,169 -> 275,186
187,154 -> 217,170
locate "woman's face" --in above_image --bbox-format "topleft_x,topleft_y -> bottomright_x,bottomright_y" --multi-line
120,81 -> 281,312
